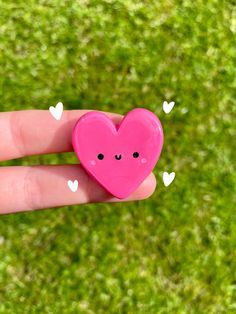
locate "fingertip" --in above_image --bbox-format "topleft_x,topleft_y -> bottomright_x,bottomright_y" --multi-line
104,172 -> 157,204
130,172 -> 157,200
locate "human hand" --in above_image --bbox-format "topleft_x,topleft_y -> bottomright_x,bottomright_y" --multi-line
0,110 -> 156,214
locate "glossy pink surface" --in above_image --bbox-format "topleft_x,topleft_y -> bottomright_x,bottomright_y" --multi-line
72,108 -> 164,199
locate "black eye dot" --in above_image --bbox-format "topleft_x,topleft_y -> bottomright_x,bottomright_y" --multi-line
133,152 -> 139,158
97,153 -> 104,160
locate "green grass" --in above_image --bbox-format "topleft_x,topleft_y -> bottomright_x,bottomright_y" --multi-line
0,0 -> 236,313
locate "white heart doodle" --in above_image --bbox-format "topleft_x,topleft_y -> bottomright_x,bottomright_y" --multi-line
163,172 -> 175,187
67,180 -> 78,192
49,102 -> 63,121
163,101 -> 175,114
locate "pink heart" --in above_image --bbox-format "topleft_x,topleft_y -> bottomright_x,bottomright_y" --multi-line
72,108 -> 164,199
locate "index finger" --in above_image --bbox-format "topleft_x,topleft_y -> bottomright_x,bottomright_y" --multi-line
0,109 -> 123,161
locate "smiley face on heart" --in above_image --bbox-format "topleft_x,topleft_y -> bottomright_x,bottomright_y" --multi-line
72,108 -> 164,199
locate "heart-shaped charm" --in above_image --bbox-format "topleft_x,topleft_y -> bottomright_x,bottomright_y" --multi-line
72,108 -> 164,199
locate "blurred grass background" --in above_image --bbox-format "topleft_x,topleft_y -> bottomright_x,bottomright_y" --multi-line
0,0 -> 236,313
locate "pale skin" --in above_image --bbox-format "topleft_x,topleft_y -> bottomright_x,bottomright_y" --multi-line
0,110 -> 157,214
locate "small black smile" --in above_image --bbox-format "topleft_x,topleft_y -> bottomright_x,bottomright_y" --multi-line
115,154 -> 122,160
